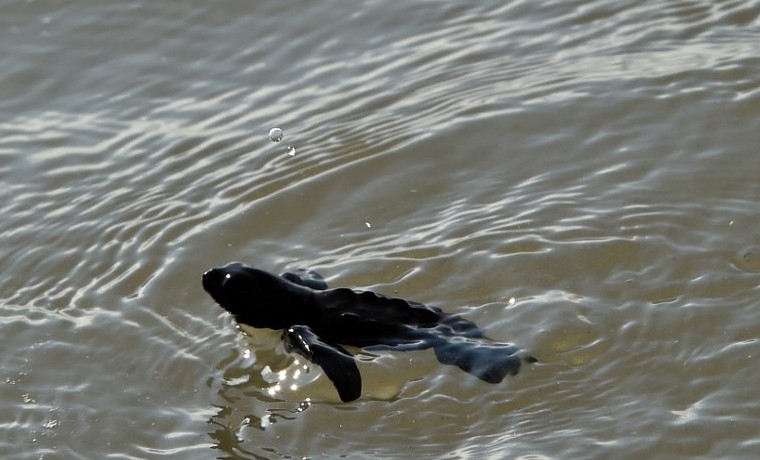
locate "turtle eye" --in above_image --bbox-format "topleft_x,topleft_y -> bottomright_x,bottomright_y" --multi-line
222,273 -> 242,290
222,272 -> 255,296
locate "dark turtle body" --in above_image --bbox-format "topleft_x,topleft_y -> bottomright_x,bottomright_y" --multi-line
202,262 -> 535,402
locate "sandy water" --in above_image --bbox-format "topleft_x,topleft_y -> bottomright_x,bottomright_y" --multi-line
1,1 -> 759,459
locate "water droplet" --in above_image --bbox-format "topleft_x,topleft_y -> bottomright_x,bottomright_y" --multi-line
365,222 -> 371,228
286,146 -> 296,156
42,419 -> 59,429
269,127 -> 283,143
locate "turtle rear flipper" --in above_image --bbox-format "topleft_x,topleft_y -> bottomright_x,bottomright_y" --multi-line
433,340 -> 524,383
283,325 -> 361,402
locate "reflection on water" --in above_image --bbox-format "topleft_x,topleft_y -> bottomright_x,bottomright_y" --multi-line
1,0 -> 759,458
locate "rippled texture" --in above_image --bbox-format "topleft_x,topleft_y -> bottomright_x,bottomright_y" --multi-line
1,0 -> 759,458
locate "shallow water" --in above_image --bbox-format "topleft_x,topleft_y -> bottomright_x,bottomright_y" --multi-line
1,1 -> 759,459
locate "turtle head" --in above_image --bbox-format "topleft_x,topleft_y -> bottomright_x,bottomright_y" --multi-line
202,262 -> 300,329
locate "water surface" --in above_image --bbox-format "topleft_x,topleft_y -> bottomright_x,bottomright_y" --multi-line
1,1 -> 759,459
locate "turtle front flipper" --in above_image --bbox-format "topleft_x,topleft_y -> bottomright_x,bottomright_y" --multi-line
280,268 -> 328,290
282,325 -> 361,402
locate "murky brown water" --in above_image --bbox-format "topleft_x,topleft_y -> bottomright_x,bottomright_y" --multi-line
2,1 -> 759,459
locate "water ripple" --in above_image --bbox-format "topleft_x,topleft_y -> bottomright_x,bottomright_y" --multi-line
2,0 -> 760,458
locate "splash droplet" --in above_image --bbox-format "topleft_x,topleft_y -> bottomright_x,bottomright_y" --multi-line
269,127 -> 283,143
286,146 -> 296,156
